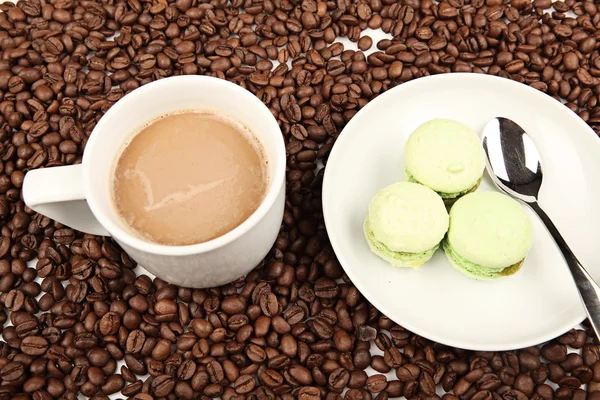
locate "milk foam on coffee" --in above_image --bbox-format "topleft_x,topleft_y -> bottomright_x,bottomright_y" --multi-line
112,110 -> 268,246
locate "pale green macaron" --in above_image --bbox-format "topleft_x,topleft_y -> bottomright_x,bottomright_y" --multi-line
364,181 -> 449,268
405,118 -> 485,203
443,191 -> 533,280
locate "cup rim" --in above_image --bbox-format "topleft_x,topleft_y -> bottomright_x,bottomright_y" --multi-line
83,75 -> 285,256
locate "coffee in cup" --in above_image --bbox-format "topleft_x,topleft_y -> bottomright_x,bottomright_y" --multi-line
112,110 -> 269,246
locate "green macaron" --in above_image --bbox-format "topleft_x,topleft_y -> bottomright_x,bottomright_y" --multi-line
404,118 -> 485,204
443,191 -> 533,280
364,181 -> 449,268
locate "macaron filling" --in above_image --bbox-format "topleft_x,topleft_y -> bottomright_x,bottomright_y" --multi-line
364,218 -> 439,268
406,170 -> 481,199
442,239 -> 523,280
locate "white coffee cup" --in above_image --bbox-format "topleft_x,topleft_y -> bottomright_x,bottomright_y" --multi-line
22,76 -> 286,288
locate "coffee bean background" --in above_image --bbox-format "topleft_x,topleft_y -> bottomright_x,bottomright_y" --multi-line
0,0 -> 598,398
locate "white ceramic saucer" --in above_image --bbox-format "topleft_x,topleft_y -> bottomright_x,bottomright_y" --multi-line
322,73 -> 600,351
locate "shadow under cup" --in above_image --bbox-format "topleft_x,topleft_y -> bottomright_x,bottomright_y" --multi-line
84,76 -> 286,287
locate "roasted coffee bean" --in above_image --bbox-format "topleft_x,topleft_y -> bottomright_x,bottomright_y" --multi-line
314,278 -> 339,298
384,347 -> 403,369
1,361 -> 25,381
354,348 -> 371,370
329,367 -> 350,391
583,344 -> 600,365
176,359 -> 196,381
151,375 -> 175,397
340,370 -> 364,390
233,374 -> 255,394
309,318 -> 333,339
366,374 -> 387,393
542,343 -> 567,363
20,336 -> 48,356
371,355 -> 391,373
74,332 -> 99,349
396,364 -> 420,382
333,330 -> 352,351
289,364 -> 312,385
561,353 -> 583,372
513,373 -> 534,397
259,369 -> 283,388
72,259 -> 94,280
99,312 -> 121,335
122,381 -> 143,397
519,351 -> 541,371
260,293 -> 280,316
358,36 -> 373,51
102,375 -> 125,395
548,363 -> 565,383
191,318 -> 213,338
126,330 -> 145,354
222,296 -> 246,315
207,360 -> 225,383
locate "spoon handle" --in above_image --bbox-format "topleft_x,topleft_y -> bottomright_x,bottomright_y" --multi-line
529,201 -> 600,339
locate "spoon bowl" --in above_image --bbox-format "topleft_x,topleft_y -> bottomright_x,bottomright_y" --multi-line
482,118 -> 543,202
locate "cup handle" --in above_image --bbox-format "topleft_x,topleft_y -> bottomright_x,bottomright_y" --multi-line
23,165 -> 109,236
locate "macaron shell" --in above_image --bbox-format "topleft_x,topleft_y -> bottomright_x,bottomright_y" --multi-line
405,118 -> 485,193
367,182 -> 449,253
447,191 -> 533,269
364,218 -> 439,268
